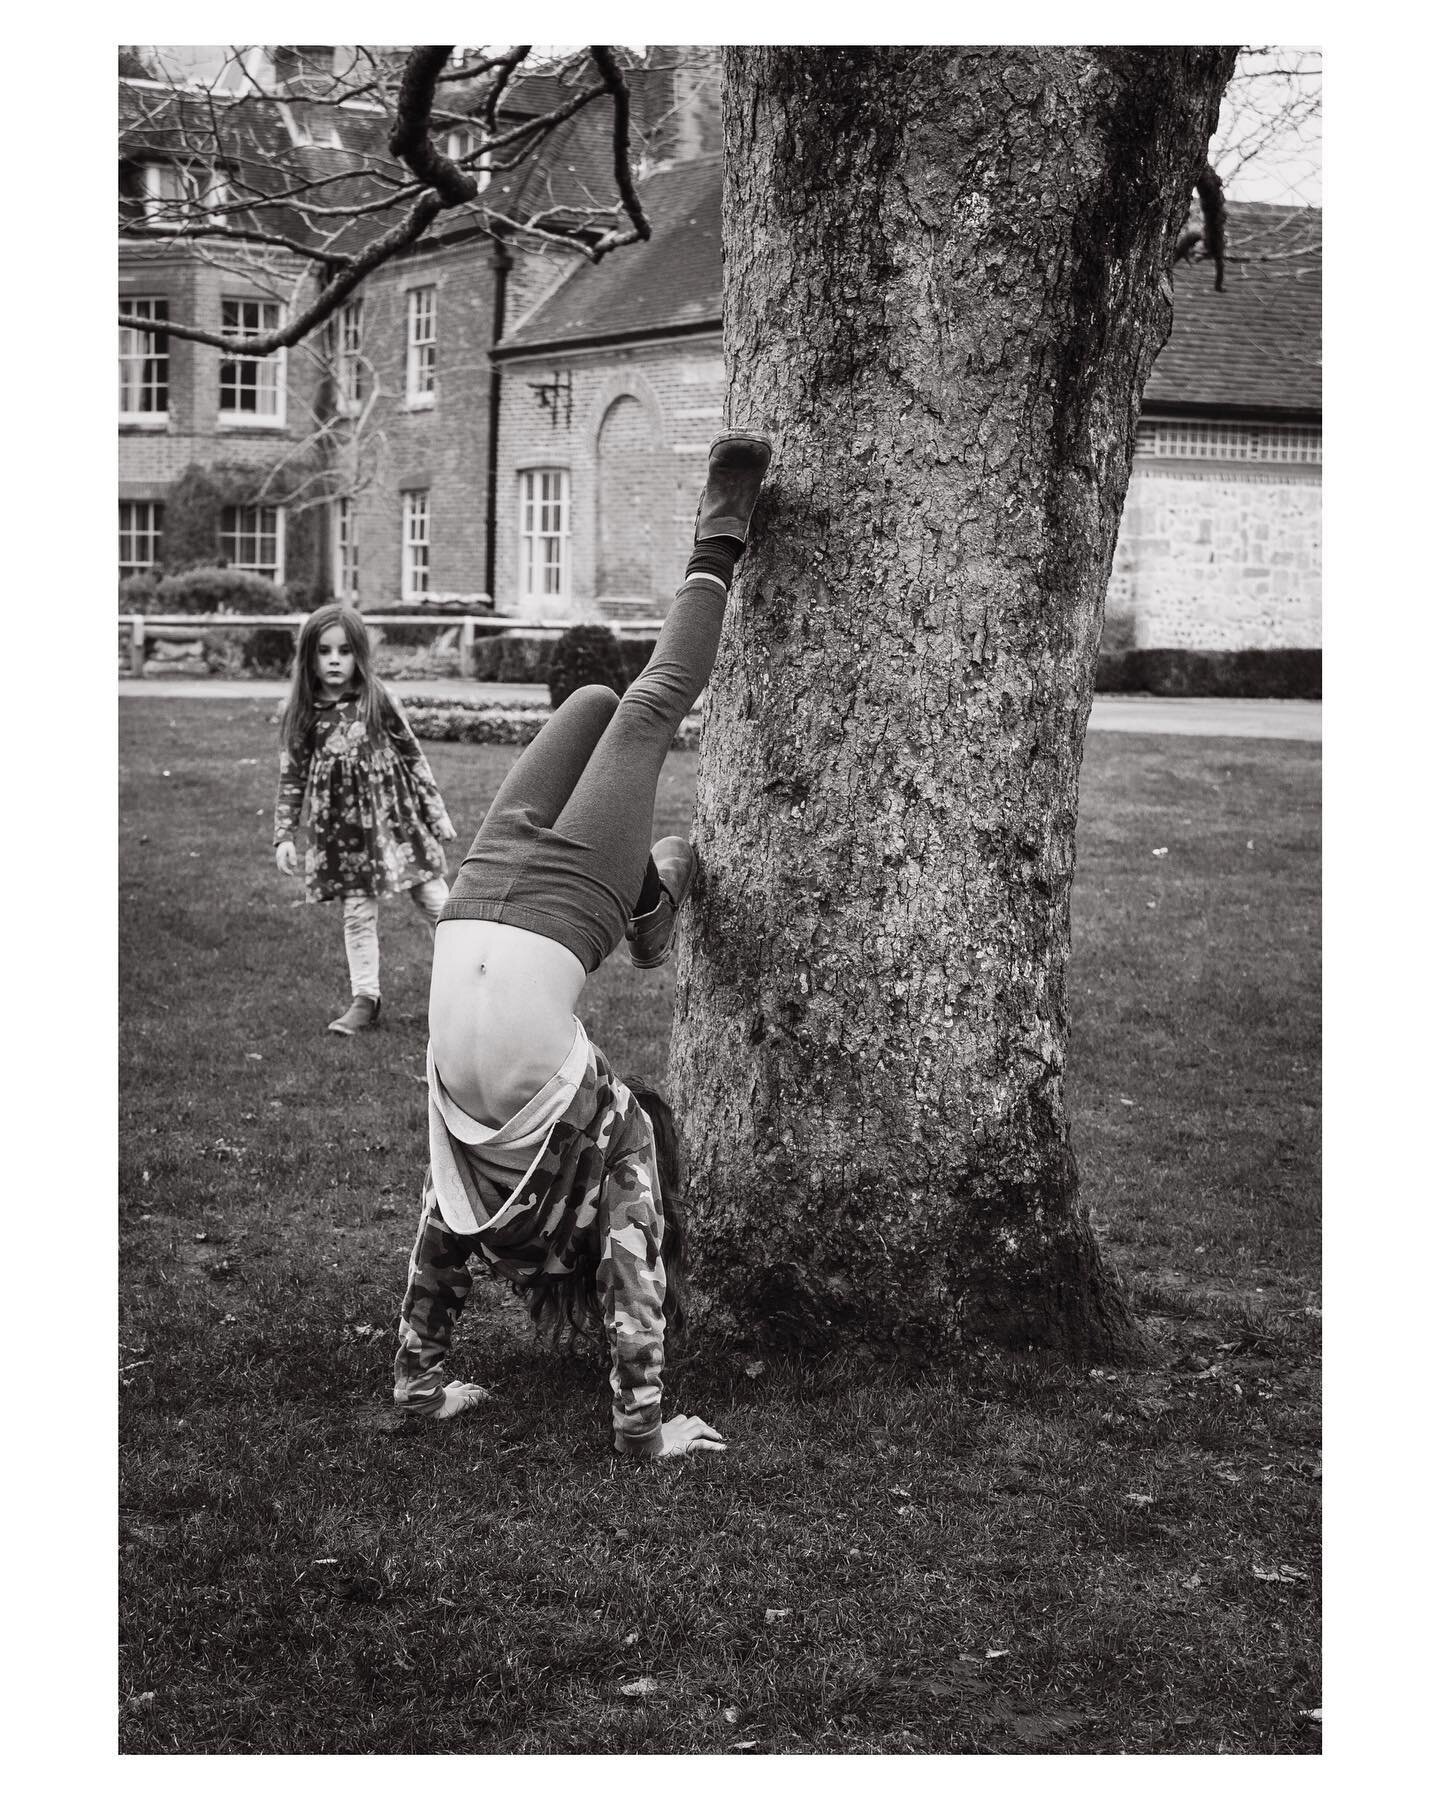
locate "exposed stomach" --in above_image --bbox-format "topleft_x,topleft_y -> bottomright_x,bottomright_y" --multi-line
429,919 -> 588,1125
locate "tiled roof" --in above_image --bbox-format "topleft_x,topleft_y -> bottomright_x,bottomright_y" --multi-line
1147,203 -> 1321,417
500,180 -> 1321,422
498,157 -> 722,352
118,63 -> 678,260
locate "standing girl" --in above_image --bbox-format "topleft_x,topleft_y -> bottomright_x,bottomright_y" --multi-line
274,604 -> 458,1035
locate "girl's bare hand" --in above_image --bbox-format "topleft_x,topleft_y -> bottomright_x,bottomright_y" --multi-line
656,1414 -> 726,1457
275,841 -> 298,876
436,819 -> 458,842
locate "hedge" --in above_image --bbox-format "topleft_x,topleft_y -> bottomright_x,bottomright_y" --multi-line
403,697 -> 700,751
1094,648 -> 1321,700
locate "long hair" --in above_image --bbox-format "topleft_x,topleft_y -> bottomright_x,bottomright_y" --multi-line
279,604 -> 397,759
519,1079 -> 692,1347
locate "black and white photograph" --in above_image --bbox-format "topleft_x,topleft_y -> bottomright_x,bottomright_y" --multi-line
68,21 -> 1368,1769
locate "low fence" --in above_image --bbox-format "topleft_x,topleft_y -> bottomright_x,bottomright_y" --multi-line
119,613 -> 666,680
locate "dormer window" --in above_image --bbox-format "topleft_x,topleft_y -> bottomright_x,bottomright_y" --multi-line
442,128 -> 491,192
125,161 -> 230,230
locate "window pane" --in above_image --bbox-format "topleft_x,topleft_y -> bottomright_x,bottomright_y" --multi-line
220,299 -> 283,416
518,469 -> 570,600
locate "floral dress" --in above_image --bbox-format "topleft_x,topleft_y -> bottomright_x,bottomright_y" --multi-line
273,692 -> 453,903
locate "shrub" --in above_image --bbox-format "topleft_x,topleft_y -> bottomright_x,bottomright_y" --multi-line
120,572 -> 163,616
547,624 -> 627,710
471,631 -> 556,684
154,566 -> 293,616
241,627 -> 299,679
201,632 -> 247,677
616,637 -> 657,685
371,621 -> 434,650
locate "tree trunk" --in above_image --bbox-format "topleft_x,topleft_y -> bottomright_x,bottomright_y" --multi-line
668,47 -> 1235,1361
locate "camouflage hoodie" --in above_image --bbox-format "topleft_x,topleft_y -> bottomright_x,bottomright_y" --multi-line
425,1033 -> 669,1456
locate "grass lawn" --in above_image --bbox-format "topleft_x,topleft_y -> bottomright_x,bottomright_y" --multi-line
119,698 -> 1320,1755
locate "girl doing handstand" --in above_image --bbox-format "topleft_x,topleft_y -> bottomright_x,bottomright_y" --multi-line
393,432 -> 773,1459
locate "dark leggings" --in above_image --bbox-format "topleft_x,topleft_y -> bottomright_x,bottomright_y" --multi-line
439,577 -> 725,970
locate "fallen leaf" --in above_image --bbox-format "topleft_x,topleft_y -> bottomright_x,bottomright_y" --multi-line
722,1705 -> 741,1725
888,1485 -> 912,1499
1123,1493 -> 1155,1507
729,1741 -> 760,1753
1303,1708 -> 1321,1725
1182,1572 -> 1202,1589
620,1676 -> 658,1698
764,1608 -> 791,1623
1118,1096 -> 1136,1106
744,1358 -> 765,1378
621,1630 -> 640,1647
245,1052 -> 262,1061
1152,846 -> 1168,857
985,1648 -> 1011,1660
1252,1563 -> 1306,1584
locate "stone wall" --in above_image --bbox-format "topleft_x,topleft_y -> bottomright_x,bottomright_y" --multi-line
1107,444 -> 1321,651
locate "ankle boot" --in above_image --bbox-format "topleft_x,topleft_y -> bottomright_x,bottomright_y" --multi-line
694,432 -> 773,545
626,838 -> 697,969
328,994 -> 382,1035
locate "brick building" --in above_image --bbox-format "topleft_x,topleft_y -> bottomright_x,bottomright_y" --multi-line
492,157 -> 725,621
118,48 -> 720,609
120,48 -> 1320,658
492,172 -> 1322,648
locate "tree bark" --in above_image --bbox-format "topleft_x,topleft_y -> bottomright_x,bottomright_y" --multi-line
669,46 -> 1236,1361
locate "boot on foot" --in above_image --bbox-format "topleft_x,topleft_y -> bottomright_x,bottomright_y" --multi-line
694,432 -> 773,546
328,994 -> 381,1035
627,837 -> 697,969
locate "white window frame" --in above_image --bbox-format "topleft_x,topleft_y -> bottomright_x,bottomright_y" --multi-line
138,160 -> 229,229
119,500 -> 164,578
119,297 -> 169,423
405,286 -> 437,407
401,490 -> 431,601
518,468 -> 571,602
219,297 -> 286,426
332,496 -> 360,601
333,297 -> 364,416
219,503 -> 286,582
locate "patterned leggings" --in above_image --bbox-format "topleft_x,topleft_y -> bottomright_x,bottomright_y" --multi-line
342,876 -> 448,998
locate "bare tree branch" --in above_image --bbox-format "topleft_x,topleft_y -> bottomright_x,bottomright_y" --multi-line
119,43 -> 653,349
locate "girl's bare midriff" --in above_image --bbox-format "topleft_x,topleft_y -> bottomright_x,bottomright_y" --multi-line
429,919 -> 588,1126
